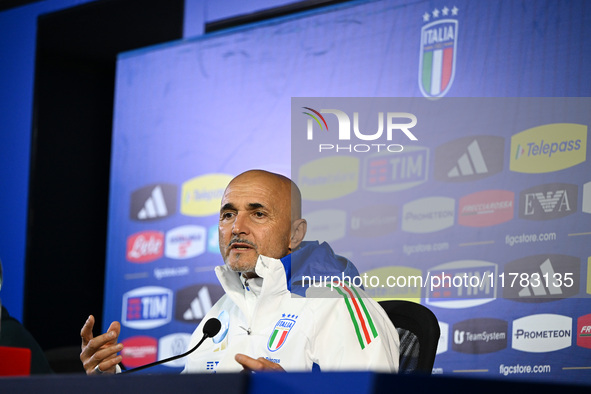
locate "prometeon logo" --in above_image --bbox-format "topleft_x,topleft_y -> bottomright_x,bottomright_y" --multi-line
503,254 -> 579,302
402,196 -> 454,233
419,6 -> 459,98
510,123 -> 587,173
130,184 -> 177,221
512,314 -> 572,353
519,183 -> 577,220
303,107 -> 417,153
434,136 -> 504,182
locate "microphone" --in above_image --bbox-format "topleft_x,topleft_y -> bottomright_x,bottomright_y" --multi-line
122,318 -> 222,373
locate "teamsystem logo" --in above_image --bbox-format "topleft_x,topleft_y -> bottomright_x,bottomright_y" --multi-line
452,318 -> 508,354
302,107 -> 418,153
419,6 -> 459,98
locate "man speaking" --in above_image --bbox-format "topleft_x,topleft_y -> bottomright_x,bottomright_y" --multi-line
80,170 -> 399,373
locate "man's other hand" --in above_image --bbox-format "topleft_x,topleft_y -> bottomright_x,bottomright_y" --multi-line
80,315 -> 123,375
235,353 -> 285,372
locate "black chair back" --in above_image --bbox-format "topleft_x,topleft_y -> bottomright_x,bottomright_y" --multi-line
378,300 -> 440,374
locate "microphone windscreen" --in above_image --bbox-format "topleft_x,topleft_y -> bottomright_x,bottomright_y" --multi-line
203,318 -> 222,338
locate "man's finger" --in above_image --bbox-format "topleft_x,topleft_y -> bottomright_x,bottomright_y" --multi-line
80,315 -> 95,348
105,321 -> 121,345
234,354 -> 284,372
81,329 -> 118,359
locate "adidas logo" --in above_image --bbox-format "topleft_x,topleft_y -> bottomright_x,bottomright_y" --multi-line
518,259 -> 561,297
139,186 -> 168,219
447,140 -> 488,177
434,136 -> 504,183
182,286 -> 212,320
130,184 -> 177,221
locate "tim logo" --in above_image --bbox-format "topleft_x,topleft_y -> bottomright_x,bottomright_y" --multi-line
268,315 -> 297,352
122,286 -> 173,329
302,107 -> 417,153
425,260 -> 497,309
126,231 -> 164,263
175,284 -> 224,323
434,136 -> 504,182
503,255 -> 579,302
130,184 -> 177,221
519,183 -> 577,221
362,146 -> 429,192
419,6 -> 459,98
452,318 -> 507,354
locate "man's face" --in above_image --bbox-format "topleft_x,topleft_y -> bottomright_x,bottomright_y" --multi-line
218,172 -> 292,274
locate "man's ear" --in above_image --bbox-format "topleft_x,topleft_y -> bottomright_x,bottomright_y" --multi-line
289,218 -> 307,251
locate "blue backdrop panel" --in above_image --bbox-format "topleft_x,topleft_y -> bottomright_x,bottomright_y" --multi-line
103,0 -> 591,383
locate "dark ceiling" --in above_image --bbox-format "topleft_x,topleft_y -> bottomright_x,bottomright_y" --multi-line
0,0 -> 44,12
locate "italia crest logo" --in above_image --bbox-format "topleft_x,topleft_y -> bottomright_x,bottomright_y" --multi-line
267,314 -> 297,352
419,6 -> 459,98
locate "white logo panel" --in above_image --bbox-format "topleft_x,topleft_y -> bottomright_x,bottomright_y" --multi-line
402,197 -> 454,233
512,314 -> 572,353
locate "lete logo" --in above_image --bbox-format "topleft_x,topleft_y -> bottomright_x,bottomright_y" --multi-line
127,231 -> 164,263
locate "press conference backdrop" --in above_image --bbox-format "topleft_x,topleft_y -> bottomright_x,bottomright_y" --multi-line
103,0 -> 591,384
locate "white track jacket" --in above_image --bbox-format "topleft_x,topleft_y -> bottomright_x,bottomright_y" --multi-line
182,255 -> 399,373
